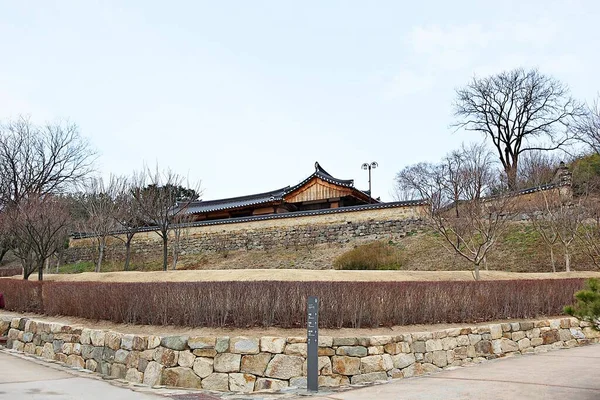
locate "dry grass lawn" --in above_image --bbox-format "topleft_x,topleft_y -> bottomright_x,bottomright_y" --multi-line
18,269 -> 600,282
46,222 -> 600,274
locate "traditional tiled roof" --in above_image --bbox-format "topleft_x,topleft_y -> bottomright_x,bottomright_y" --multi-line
286,162 -> 355,194
515,183 -> 556,195
182,187 -> 289,215
182,162 -> 373,215
72,200 -> 425,238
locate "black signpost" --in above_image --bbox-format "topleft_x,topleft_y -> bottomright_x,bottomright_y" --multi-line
307,296 -> 319,392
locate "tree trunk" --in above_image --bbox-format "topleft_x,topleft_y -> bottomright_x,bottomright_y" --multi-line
550,247 -> 556,273
564,246 -> 571,272
0,248 -> 9,264
45,257 -> 50,274
162,234 -> 168,272
483,256 -> 488,271
22,257 -> 33,280
124,239 -> 132,271
38,259 -> 44,281
506,164 -> 518,190
172,248 -> 178,270
473,264 -> 481,281
56,250 -> 63,274
171,230 -> 181,270
96,243 -> 105,273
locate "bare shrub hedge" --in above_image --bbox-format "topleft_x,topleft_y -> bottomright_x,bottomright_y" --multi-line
0,267 -> 22,277
0,279 -> 585,328
0,279 -> 43,313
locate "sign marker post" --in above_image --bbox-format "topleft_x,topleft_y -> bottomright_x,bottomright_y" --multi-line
307,296 -> 319,392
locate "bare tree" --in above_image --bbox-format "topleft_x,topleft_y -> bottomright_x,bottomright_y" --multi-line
518,150 -> 561,188
0,116 -> 94,274
553,202 -> 585,272
441,150 -> 465,217
111,180 -> 143,271
396,143 -> 508,280
459,142 -> 496,200
0,219 -> 15,265
6,195 -> 71,280
453,68 -> 583,189
433,194 -> 514,280
0,117 -> 95,206
131,166 -> 201,271
80,176 -> 124,273
394,162 -> 444,206
530,186 -> 585,272
578,203 -> 600,268
169,212 -> 193,270
528,196 -> 560,272
574,96 -> 600,154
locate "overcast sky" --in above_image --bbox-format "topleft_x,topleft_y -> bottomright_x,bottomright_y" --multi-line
1,1 -> 599,201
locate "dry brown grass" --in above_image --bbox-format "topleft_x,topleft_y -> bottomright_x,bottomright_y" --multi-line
14,269 -> 600,283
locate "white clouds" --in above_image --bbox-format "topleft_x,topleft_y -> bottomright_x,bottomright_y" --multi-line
387,17 -> 575,99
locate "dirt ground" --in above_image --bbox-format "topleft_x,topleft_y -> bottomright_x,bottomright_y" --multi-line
11,269 -> 600,282
0,310 -> 562,339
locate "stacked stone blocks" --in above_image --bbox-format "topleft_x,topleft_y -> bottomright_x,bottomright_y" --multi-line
1,314 -> 598,392
66,218 -> 425,263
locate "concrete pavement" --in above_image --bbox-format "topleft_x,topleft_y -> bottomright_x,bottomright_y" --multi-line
0,350 -> 166,400
1,345 -> 599,399
304,344 -> 600,400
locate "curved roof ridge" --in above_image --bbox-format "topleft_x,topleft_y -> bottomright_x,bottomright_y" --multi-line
189,186 -> 290,206
286,162 -> 355,194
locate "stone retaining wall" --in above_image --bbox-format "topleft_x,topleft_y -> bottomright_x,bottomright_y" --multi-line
1,314 -> 598,393
66,206 -> 425,263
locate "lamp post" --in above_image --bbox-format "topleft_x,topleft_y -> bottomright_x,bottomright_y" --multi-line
361,162 -> 378,203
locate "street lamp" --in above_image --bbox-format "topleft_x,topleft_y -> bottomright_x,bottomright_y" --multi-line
361,162 -> 378,203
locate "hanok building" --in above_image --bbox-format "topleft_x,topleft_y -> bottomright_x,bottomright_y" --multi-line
182,162 -> 378,222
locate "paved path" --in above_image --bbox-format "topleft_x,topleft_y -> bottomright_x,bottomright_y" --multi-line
0,350 -> 165,400
2,345 -> 599,399
306,344 -> 600,400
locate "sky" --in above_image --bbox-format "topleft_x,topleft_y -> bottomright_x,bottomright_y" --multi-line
0,1 -> 599,201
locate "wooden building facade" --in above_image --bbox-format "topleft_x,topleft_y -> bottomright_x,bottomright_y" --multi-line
182,162 -> 377,222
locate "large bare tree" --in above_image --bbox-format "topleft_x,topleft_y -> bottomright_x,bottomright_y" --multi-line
0,117 -> 95,206
453,68 -> 583,189
0,116 -> 94,278
131,166 -> 201,271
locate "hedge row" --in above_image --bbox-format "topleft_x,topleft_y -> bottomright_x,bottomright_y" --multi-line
0,278 -> 584,328
0,267 -> 22,277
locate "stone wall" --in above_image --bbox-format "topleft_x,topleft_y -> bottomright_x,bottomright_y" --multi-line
66,204 -> 426,263
2,314 -> 598,393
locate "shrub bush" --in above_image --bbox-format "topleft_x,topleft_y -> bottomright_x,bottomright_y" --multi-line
0,279 -> 43,313
333,241 -> 404,270
564,278 -> 600,328
0,267 -> 22,277
0,278 -> 585,329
